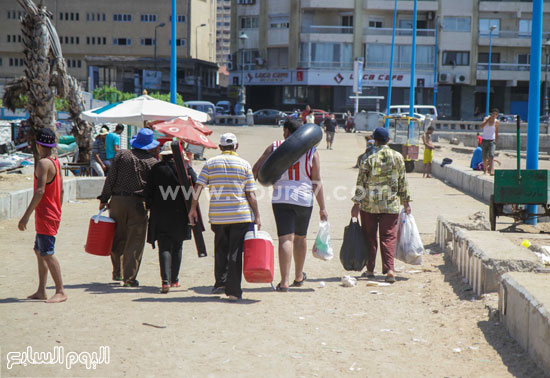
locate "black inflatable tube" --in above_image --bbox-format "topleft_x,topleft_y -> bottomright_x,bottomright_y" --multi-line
258,123 -> 323,186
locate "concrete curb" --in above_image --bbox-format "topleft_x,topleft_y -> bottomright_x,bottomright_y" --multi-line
499,272 -> 550,374
435,215 -> 542,296
414,159 -> 493,203
0,177 -> 105,221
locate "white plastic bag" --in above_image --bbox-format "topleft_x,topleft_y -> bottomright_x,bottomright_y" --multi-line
395,210 -> 424,265
312,221 -> 334,261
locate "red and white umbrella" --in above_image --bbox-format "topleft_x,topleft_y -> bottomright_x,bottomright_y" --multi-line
153,122 -> 217,149
150,116 -> 213,136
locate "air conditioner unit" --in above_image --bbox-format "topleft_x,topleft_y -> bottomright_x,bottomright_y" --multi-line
226,61 -> 233,70
454,74 -> 468,84
439,73 -> 453,84
427,11 -> 435,21
255,57 -> 264,66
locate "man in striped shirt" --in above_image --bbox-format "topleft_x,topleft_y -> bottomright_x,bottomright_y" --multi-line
189,133 -> 261,301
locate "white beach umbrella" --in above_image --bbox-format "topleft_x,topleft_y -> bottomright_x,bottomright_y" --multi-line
82,95 -> 209,125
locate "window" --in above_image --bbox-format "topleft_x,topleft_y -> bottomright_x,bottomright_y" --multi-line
169,15 -> 186,22
268,47 -> 288,68
59,12 -> 63,20
141,14 -> 157,22
114,14 -> 132,22
237,0 -> 256,4
283,86 -> 308,105
300,42 -> 352,68
518,54 -> 530,64
368,19 -> 384,28
113,38 -> 131,45
0,58 -> 2,66
240,16 -> 258,29
442,51 -> 470,66
269,15 -> 289,29
479,19 -> 500,35
9,57 -> 24,67
341,15 -> 353,27
141,38 -> 155,46
170,39 -> 186,46
519,19 -> 532,36
103,37 -> 106,44
442,17 -> 470,32
478,52 -> 500,64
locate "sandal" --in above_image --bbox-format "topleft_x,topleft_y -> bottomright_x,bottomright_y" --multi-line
290,272 -> 307,287
385,275 -> 396,284
275,283 -> 289,292
361,271 -> 375,278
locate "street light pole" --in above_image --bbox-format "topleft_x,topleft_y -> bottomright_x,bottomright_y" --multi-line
194,23 -> 206,100
485,25 -> 497,117
384,0 -> 398,129
544,38 -> 550,117
154,22 -> 165,70
239,31 -> 248,116
408,0 -> 418,140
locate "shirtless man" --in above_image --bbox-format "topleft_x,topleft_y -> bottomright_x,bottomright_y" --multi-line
18,128 -> 66,303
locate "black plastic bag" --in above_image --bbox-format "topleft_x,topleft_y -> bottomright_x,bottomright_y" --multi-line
339,218 -> 368,271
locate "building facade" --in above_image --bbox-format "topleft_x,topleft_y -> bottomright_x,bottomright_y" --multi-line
229,0 -> 550,120
0,0 -> 220,102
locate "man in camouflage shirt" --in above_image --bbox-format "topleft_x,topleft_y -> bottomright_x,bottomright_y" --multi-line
351,127 -> 411,283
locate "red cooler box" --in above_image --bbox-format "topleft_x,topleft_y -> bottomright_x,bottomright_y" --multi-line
243,226 -> 274,283
85,209 -> 116,256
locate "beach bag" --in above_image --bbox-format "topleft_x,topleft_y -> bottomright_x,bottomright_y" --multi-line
312,221 -> 333,261
395,210 -> 424,265
339,218 -> 368,271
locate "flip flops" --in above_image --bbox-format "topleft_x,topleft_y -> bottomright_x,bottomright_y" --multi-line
275,283 -> 289,292
290,272 -> 307,287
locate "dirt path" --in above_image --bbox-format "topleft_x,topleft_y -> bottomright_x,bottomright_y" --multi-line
0,127 -> 545,377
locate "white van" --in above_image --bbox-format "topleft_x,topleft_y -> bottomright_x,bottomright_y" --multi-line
184,101 -> 216,115
389,105 -> 438,120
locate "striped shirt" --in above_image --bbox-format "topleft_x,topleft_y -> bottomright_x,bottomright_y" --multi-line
196,151 -> 256,224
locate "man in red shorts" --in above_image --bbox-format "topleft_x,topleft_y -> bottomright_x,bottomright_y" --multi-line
18,128 -> 67,303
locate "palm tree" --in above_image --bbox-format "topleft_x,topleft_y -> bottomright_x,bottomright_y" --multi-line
3,0 -> 93,164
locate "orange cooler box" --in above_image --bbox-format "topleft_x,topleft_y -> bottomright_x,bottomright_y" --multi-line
85,209 -> 116,256
243,227 -> 274,283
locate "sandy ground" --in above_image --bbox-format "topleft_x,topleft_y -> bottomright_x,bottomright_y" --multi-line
0,127 -> 546,377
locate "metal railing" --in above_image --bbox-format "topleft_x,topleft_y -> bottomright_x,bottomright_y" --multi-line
479,30 -> 550,39
365,27 -> 436,37
298,61 -> 353,69
367,61 -> 434,70
301,25 -> 354,34
476,63 -> 531,71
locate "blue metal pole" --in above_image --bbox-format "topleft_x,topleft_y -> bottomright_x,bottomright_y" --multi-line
385,0 -> 398,129
433,17 -> 438,107
170,0 -> 177,104
485,29 -> 493,117
526,0 -> 543,225
408,0 -> 418,140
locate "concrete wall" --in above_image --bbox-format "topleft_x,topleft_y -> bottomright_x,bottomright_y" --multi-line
0,177 -> 105,221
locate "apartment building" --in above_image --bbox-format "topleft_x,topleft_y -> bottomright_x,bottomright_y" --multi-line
0,0 -> 220,102
229,0 -> 549,120
217,0 -> 232,66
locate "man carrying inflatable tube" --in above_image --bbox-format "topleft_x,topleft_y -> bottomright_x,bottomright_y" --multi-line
253,119 -> 328,292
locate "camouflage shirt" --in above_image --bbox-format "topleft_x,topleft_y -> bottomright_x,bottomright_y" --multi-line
352,145 -> 411,214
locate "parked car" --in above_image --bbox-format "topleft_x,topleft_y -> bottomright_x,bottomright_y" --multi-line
216,100 -> 231,115
253,109 -> 288,125
390,105 -> 438,120
311,109 -> 329,125
184,101 -> 216,116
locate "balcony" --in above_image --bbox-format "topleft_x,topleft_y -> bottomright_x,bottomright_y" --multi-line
478,30 -> 550,47
301,25 -> 354,43
364,0 -> 438,12
301,0 -> 354,9
364,27 -> 436,45
365,27 -> 435,37
298,61 -> 353,70
476,62 -> 531,81
367,61 -> 434,71
479,1 -> 550,14
301,25 -> 354,34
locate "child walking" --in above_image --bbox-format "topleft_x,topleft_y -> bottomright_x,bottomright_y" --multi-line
422,126 -> 435,178
18,128 -> 67,303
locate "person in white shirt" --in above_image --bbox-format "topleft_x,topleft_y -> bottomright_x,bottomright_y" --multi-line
480,108 -> 500,175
